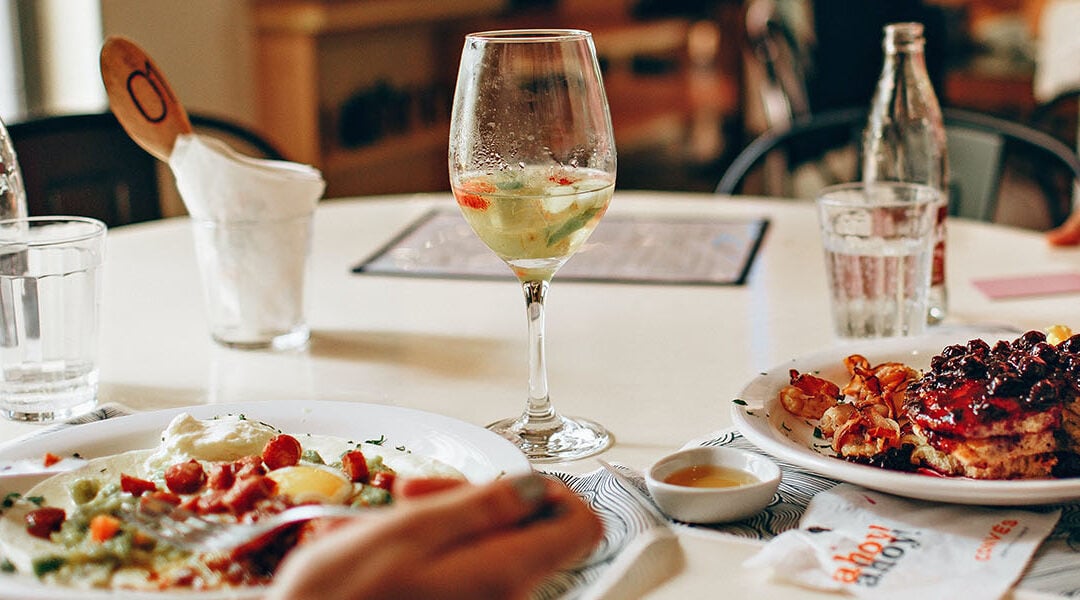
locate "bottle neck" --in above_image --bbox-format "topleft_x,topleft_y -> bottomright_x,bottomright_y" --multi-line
883,22 -> 926,56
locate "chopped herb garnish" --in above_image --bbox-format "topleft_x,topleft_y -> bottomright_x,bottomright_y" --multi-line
254,420 -> 280,433
780,422 -> 792,432
365,435 -> 386,446
2,492 -> 19,508
0,558 -> 14,573
26,496 -> 44,506
72,452 -> 81,459
732,399 -> 747,406
32,556 -> 65,577
813,427 -> 823,439
395,445 -> 407,452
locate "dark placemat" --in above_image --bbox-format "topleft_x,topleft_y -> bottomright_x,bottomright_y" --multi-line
353,209 -> 768,286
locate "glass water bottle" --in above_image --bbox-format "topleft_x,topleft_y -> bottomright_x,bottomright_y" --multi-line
862,22 -> 948,324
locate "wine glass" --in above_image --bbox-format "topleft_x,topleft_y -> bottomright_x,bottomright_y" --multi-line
449,29 -> 616,462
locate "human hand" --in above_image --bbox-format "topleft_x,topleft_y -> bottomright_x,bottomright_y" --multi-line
268,474 -> 603,600
1046,211 -> 1080,246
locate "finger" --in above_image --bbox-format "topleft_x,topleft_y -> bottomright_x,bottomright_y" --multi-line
269,474 -> 551,599
1047,217 -> 1080,246
395,476 -> 466,498
1048,227 -> 1080,246
412,487 -> 604,598
382,473 -> 551,551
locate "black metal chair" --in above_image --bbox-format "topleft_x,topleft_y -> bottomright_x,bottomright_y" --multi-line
8,112 -> 284,227
716,107 -> 1080,228
1030,87 -> 1080,149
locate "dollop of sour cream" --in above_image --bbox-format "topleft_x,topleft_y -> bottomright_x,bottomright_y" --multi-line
144,413 -> 278,473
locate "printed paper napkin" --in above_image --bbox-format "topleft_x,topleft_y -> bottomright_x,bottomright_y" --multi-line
744,483 -> 1061,600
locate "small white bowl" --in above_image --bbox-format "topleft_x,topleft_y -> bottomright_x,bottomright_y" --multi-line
645,446 -> 781,524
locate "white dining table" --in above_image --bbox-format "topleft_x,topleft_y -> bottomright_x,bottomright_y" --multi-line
2,189 -> 1078,599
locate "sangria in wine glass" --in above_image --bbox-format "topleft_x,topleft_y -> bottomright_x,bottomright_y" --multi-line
449,29 -> 616,461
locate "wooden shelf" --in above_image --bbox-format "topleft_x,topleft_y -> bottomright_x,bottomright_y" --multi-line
252,2 -> 738,197
325,125 -> 448,172
252,1 -> 495,196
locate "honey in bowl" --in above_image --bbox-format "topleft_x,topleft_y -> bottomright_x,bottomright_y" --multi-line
663,464 -> 758,488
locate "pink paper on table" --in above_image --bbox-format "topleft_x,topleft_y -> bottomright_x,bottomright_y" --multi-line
972,272 -> 1080,299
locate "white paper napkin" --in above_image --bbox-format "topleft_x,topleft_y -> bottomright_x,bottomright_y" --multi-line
167,134 -> 326,344
581,526 -> 683,600
744,483 -> 1061,600
168,133 -> 325,221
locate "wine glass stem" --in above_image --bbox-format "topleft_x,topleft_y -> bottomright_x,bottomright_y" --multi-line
522,278 -> 557,429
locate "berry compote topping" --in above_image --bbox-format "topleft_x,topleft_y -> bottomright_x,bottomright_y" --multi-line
905,331 -> 1080,437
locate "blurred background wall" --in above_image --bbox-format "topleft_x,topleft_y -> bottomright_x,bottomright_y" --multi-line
1,0 -> 1077,203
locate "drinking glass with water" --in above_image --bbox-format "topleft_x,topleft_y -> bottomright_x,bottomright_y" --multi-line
816,182 -> 943,339
0,217 -> 106,421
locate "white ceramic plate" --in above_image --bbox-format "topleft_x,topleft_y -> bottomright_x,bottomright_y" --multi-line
0,400 -> 531,599
732,328 -> 1080,506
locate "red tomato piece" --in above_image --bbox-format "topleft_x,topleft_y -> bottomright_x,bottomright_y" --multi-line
233,455 -> 266,479
25,507 -> 65,539
262,435 -> 302,470
370,471 -> 395,491
455,192 -> 490,211
147,490 -> 183,506
341,450 -> 369,483
165,459 -> 207,494
195,490 -> 229,514
207,463 -> 235,490
120,473 -> 158,496
42,452 -> 61,468
179,494 -> 202,512
222,476 -> 277,514
163,567 -> 198,588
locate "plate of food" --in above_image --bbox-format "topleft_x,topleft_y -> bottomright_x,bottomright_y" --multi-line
732,326 -> 1080,506
0,400 -> 530,598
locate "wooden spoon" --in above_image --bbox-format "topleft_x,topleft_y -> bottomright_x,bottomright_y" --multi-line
99,36 -> 193,161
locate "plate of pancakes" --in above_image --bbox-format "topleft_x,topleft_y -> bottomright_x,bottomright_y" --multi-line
732,327 -> 1080,505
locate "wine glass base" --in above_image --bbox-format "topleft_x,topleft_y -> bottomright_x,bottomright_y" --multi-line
488,414 -> 612,463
